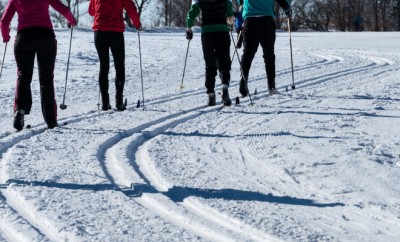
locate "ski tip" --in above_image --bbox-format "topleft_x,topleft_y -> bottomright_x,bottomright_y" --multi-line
136,99 -> 140,108
124,98 -> 128,107
254,88 -> 257,95
286,86 -> 289,92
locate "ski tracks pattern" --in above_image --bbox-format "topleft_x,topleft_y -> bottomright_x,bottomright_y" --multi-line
0,43 -> 399,241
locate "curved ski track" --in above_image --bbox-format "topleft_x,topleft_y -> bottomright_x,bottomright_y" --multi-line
0,51 -> 395,241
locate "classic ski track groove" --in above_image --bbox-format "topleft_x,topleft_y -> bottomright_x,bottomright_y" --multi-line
98,53 -> 393,240
238,54 -> 392,106
101,106 -> 281,241
0,193 -> 48,242
0,51 -> 391,240
0,54 -> 334,240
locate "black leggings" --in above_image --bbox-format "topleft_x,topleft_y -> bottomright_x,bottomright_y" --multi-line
201,31 -> 231,94
14,27 -> 57,125
241,16 -> 276,89
94,31 -> 125,98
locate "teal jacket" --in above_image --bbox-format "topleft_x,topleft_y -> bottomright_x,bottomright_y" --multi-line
238,0 -> 291,20
187,0 -> 234,33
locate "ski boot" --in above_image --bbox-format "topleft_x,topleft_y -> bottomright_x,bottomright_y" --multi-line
239,77 -> 249,97
13,110 -> 25,131
101,94 -> 111,111
208,93 -> 216,106
269,88 -> 280,96
115,95 -> 126,111
221,84 -> 231,106
47,122 -> 59,129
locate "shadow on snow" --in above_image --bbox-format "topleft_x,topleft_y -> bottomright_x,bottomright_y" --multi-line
3,179 -> 344,208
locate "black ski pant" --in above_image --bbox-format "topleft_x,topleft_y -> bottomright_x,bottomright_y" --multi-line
241,16 -> 276,89
14,27 -> 58,125
236,27 -> 243,48
94,31 -> 125,103
201,31 -> 231,94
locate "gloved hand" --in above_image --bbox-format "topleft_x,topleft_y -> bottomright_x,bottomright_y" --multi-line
136,23 -> 142,31
227,16 -> 234,26
69,17 -> 77,27
3,35 -> 10,43
284,8 -> 292,17
186,28 -> 193,40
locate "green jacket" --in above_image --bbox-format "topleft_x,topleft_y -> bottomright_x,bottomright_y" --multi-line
238,0 -> 291,20
186,0 -> 234,33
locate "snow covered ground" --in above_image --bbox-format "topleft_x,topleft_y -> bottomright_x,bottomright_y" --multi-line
0,28 -> 400,241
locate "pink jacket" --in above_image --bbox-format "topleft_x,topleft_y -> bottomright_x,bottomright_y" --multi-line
0,0 -> 76,42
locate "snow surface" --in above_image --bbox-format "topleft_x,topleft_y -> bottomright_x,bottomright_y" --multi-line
0,28 -> 400,241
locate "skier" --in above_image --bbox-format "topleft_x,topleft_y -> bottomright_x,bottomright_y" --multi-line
0,0 -> 76,131
237,0 -> 292,97
233,6 -> 244,49
186,0 -> 234,107
88,0 -> 141,111
353,14 -> 363,32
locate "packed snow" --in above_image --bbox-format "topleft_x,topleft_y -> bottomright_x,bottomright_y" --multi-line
0,28 -> 400,241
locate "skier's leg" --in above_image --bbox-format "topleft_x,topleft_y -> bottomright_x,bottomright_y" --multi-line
36,29 -> 58,127
259,17 -> 277,90
201,32 -> 218,94
240,19 -> 259,96
14,31 -> 35,115
217,31 -> 231,86
217,31 -> 232,106
241,19 -> 259,80
94,31 -> 111,109
109,32 -> 126,110
236,27 -> 243,48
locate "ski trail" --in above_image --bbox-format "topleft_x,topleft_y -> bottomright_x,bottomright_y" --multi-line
0,193 -> 48,242
99,104 -> 282,241
100,105 -> 259,241
0,39 -> 396,241
237,53 -> 393,107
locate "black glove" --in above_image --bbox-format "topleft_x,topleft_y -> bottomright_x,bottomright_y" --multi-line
186,29 -> 193,40
284,8 -> 292,17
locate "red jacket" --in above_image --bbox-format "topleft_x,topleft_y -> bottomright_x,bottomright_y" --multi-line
88,0 -> 141,32
0,0 -> 75,42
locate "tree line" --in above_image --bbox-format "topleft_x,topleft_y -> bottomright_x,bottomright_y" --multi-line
156,0 -> 400,32
1,0 -> 399,31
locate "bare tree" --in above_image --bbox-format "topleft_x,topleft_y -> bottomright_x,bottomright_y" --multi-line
393,0 -> 400,30
0,2 -> 4,15
124,0 -> 151,28
294,0 -> 333,31
157,0 -> 191,27
171,0 -> 191,26
44,0 -> 400,31
50,0 -> 82,28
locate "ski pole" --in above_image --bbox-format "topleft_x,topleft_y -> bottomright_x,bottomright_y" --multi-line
60,3 -> 77,110
180,39 -> 191,91
138,30 -> 145,108
231,30 -> 242,62
97,89 -> 100,110
60,26 -> 74,110
0,42 -> 8,81
230,29 -> 253,105
288,18 -> 295,91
